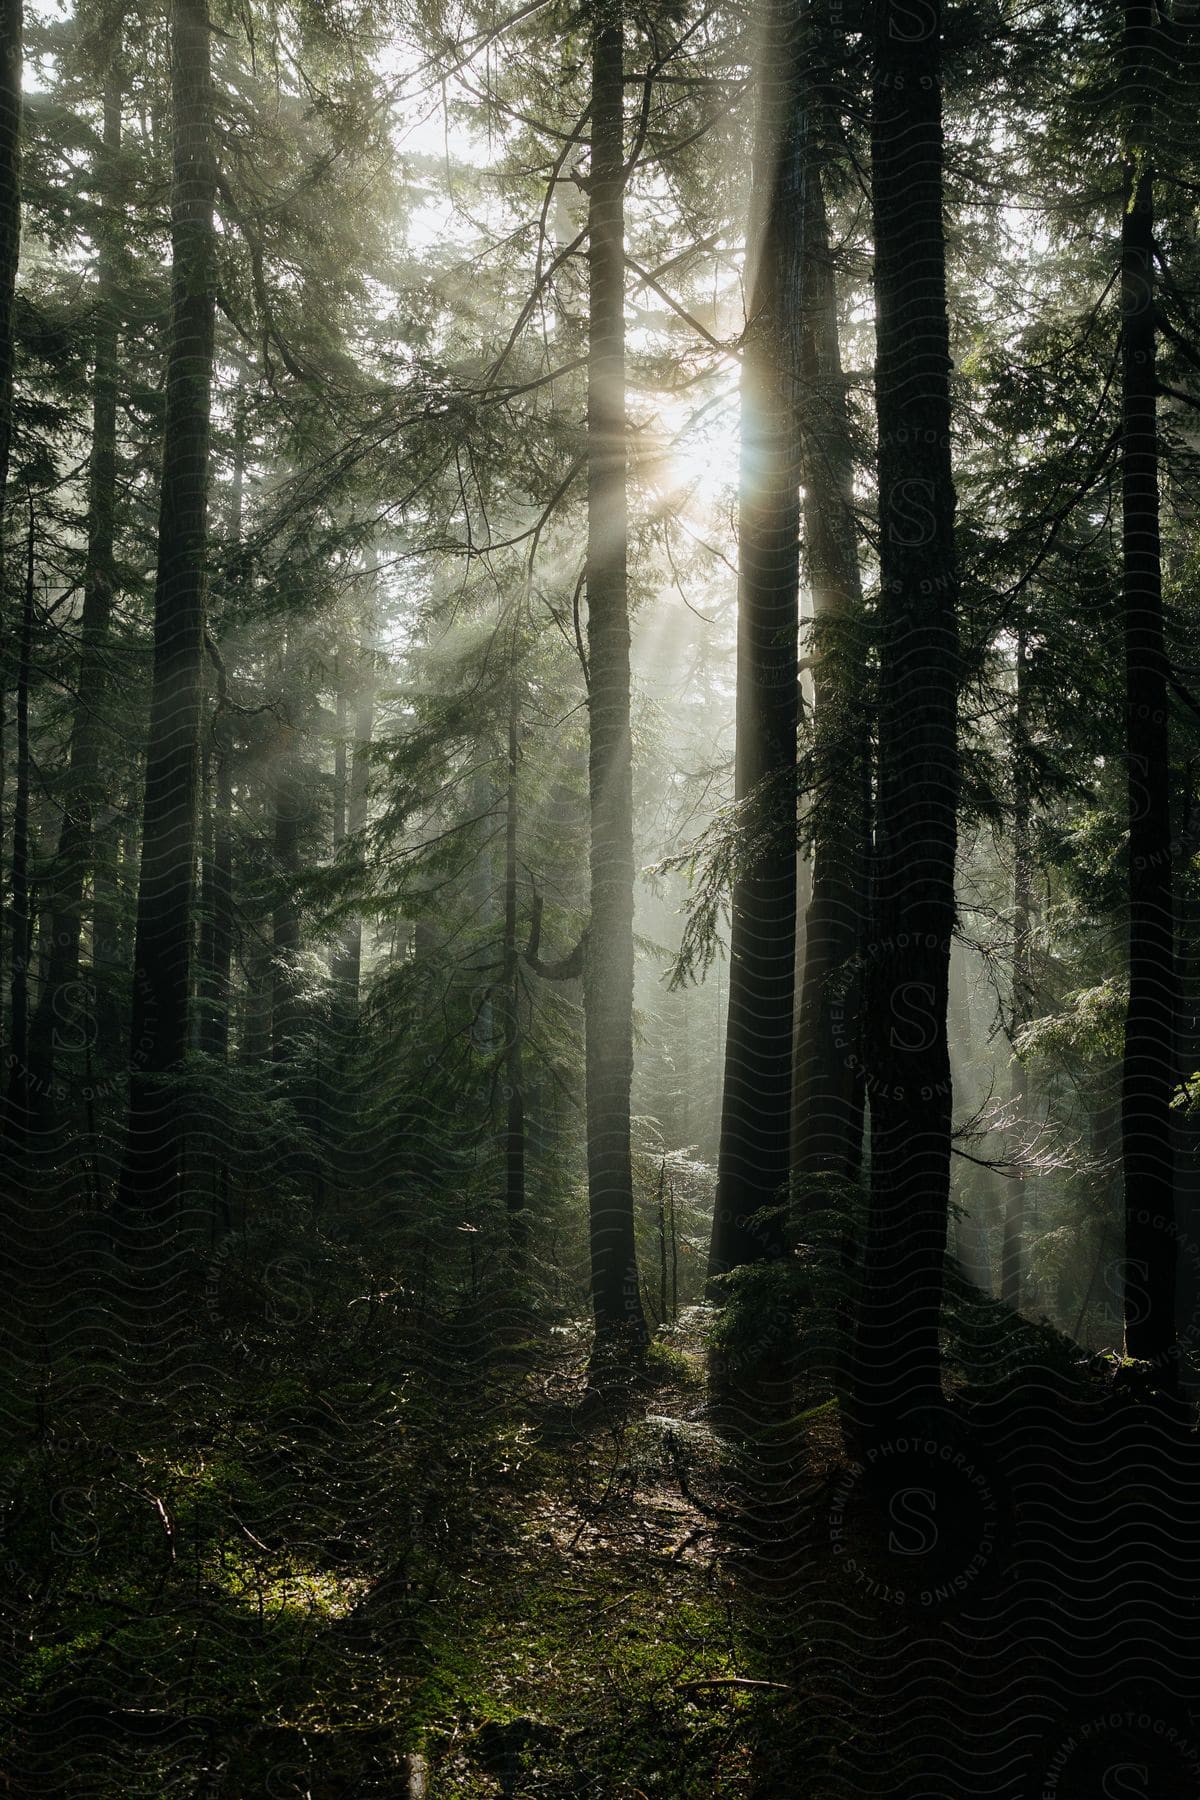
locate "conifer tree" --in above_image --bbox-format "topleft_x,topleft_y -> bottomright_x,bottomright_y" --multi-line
117,0 -> 217,1222
25,60 -> 124,1121
1118,0 -> 1176,1373
852,0 -> 961,1426
708,0 -> 802,1279
584,0 -> 648,1350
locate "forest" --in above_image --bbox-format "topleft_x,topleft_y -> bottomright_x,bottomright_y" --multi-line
1,0 -> 1200,1791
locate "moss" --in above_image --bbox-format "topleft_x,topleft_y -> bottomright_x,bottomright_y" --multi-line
645,1337 -> 701,1384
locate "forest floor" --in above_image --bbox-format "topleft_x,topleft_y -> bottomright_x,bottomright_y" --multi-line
0,1273 -> 799,1797
407,1314 -> 785,1798
5,1262 -> 1200,1797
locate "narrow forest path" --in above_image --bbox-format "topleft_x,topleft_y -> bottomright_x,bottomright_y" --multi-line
403,1312 -> 789,1798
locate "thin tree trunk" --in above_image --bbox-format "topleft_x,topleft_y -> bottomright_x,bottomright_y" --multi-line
948,942 -> 996,1294
26,71 -> 123,1110
242,936 -> 272,1064
503,698 -> 526,1265
792,74 -> 869,1198
709,0 -> 802,1278
0,0 -> 19,1079
1001,628 -> 1033,1310
271,715 -> 303,1066
1119,0 -> 1176,1373
656,1157 -> 668,1325
196,424 -> 243,1063
584,0 -> 646,1352
0,679 -> 6,1053
5,493 -> 35,1143
0,0 -> 20,517
197,690 -> 233,1059
333,658 -> 347,853
339,634 -> 375,1008
852,0 -> 961,1429
90,795 -> 124,1064
118,0 -> 216,1221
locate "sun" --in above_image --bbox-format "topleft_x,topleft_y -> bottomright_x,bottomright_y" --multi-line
645,385 -> 741,517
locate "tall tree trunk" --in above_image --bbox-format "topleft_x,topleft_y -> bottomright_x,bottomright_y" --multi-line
0,0 -> 20,1078
947,941 -> 997,1293
791,73 -> 869,1200
0,0 -> 20,517
26,70 -> 123,1111
503,697 -> 526,1265
583,0 -> 646,1351
117,0 -> 216,1221
90,795 -> 124,1064
5,493 -> 35,1144
196,426 -> 243,1064
1119,0 -> 1176,1373
852,0 -> 961,1429
339,635 -> 375,1008
1001,627 -> 1033,1310
271,716 -> 303,1066
709,0 -> 802,1278
196,690 -> 233,1060
242,936 -> 272,1064
0,678 -> 6,1054
332,657 -> 347,856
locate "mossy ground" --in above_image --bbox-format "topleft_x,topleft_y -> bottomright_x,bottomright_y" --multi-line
0,1290 -> 841,1797
17,1245 -> 1166,1799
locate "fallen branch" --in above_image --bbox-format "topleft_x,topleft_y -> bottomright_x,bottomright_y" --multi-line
679,1677 -> 792,1693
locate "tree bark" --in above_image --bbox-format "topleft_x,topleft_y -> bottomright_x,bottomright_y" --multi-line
852,0 -> 961,1429
0,0 -> 20,516
196,691 -> 233,1060
709,0 -> 803,1278
242,936 -> 272,1064
948,941 -> 996,1294
339,635 -> 375,1008
117,0 -> 216,1221
1119,0 -> 1176,1373
5,493 -> 36,1145
26,71 -> 123,1111
583,0 -> 646,1352
1001,627 -> 1033,1310
271,714 -> 303,1066
333,658 -> 347,854
196,412 -> 243,1062
0,0 -> 19,1085
503,698 -> 527,1266
791,62 -> 869,1200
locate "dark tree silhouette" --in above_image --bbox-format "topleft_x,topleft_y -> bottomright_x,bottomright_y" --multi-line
584,0 -> 647,1352
1119,0 -> 1177,1373
117,0 -> 217,1222
26,68 -> 124,1115
709,0 -> 802,1278
852,0 -> 961,1428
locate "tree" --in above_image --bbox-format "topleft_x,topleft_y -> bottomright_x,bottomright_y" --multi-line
5,482 -> 37,1146
583,0 -> 648,1352
24,62 -> 124,1120
852,0 -> 961,1428
116,0 -> 216,1223
1118,0 -> 1176,1374
1001,624 -> 1033,1309
791,6 -> 869,1206
708,0 -> 802,1279
502,685 -> 528,1264
195,422 -> 244,1063
0,0 -> 20,1118
337,622 -> 376,1013
0,0 -> 20,515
